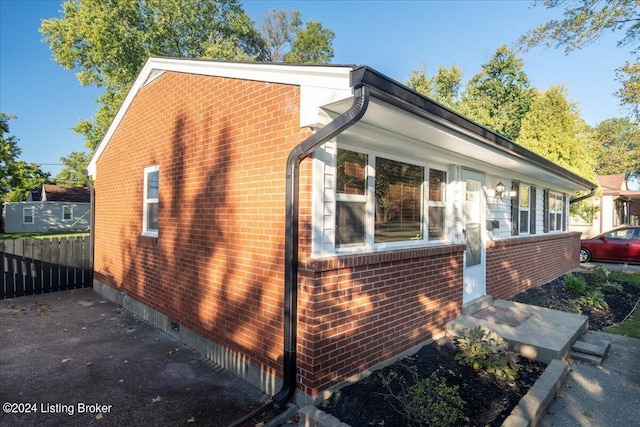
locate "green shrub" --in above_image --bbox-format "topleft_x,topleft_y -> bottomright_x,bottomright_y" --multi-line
577,290 -> 609,310
454,325 -> 520,380
597,280 -> 624,294
379,368 -> 463,427
591,266 -> 611,287
564,273 -> 587,295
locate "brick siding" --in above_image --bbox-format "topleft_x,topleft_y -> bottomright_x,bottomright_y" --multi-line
297,245 -> 465,397
94,71 -> 312,383
486,233 -> 581,300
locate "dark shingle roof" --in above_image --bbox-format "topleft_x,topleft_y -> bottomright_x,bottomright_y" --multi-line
31,184 -> 90,203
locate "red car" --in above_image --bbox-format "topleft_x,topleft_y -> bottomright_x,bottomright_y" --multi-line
579,226 -> 640,263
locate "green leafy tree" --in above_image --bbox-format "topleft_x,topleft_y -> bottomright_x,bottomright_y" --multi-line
592,118 -> 640,175
407,65 -> 463,109
56,151 -> 91,186
459,46 -> 535,141
40,0 -> 267,153
4,161 -> 51,202
518,0 -> 640,119
283,20 -> 334,63
0,114 -> 50,201
0,113 -> 21,197
518,86 -> 597,220
519,85 -> 595,178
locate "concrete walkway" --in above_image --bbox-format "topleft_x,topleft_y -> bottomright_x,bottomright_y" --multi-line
0,288 -> 270,427
539,331 -> 640,427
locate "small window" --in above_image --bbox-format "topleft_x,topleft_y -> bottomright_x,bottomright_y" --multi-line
336,149 -> 368,247
519,185 -> 530,234
428,169 -> 446,240
143,165 -> 159,236
62,206 -> 73,221
549,192 -> 563,232
23,207 -> 34,224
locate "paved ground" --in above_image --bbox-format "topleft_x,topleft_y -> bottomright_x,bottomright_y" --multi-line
581,261 -> 640,273
540,331 -> 640,427
0,288 -> 271,427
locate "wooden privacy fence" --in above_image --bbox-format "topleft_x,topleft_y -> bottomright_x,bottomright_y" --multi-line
1,237 -> 92,299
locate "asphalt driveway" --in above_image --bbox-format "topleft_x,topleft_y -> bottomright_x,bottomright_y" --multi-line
0,288 -> 270,426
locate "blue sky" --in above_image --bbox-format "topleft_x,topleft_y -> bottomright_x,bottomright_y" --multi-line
0,0 -> 631,177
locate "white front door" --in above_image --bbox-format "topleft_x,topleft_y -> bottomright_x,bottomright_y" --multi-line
462,169 -> 486,304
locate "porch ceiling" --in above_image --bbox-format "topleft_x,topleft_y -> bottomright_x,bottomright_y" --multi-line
321,96 -> 592,193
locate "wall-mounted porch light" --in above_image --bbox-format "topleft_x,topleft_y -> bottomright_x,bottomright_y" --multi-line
495,181 -> 506,199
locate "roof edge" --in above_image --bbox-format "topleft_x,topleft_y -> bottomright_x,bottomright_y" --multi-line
351,66 -> 597,192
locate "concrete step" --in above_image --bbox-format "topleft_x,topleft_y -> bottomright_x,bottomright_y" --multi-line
569,350 -> 603,365
569,333 -> 610,365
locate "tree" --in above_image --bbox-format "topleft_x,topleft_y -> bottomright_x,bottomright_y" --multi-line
259,10 -> 302,62
0,114 -> 50,201
0,113 -> 21,197
407,65 -> 463,109
283,20 -> 334,63
459,46 -> 535,141
518,0 -> 640,119
4,161 -> 51,202
591,117 -> 640,175
519,85 -> 596,179
41,0 -> 267,153
56,151 -> 91,186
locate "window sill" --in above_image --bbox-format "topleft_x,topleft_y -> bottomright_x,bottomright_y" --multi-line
307,243 -> 466,272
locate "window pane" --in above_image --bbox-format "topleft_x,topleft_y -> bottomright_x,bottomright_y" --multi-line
429,170 -> 446,202
550,212 -> 556,231
375,157 -> 423,243
428,206 -> 444,239
336,201 -> 365,246
519,211 -> 529,233
520,186 -> 529,209
147,171 -> 159,199
147,202 -> 158,231
337,149 -> 367,195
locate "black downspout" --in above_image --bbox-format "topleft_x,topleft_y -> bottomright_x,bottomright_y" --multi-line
272,85 -> 370,408
570,188 -> 596,204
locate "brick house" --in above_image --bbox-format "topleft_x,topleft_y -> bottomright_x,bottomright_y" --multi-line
87,57 -> 595,407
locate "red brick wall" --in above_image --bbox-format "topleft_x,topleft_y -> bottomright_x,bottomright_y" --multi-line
486,233 -> 581,300
94,71 -> 313,381
297,245 -> 465,397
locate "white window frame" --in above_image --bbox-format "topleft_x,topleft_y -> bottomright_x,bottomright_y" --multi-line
23,207 -> 34,224
334,145 -> 449,253
143,165 -> 159,237
62,205 -> 73,221
519,184 -> 530,235
549,192 -> 564,232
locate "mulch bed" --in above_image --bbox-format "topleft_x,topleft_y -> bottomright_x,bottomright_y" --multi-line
316,270 -> 640,427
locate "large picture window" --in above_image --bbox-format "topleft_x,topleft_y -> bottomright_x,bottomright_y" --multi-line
143,165 -> 159,236
335,147 -> 446,250
374,157 -> 424,243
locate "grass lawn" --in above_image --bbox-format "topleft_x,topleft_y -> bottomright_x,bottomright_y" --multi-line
0,231 -> 89,240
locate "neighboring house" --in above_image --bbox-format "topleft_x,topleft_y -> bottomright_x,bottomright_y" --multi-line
87,57 -> 596,407
2,184 -> 91,233
571,173 -> 640,237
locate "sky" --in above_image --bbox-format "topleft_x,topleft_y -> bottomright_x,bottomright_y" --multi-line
0,0 -> 632,177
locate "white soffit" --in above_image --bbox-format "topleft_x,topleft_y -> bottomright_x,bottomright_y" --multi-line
323,97 -> 587,192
